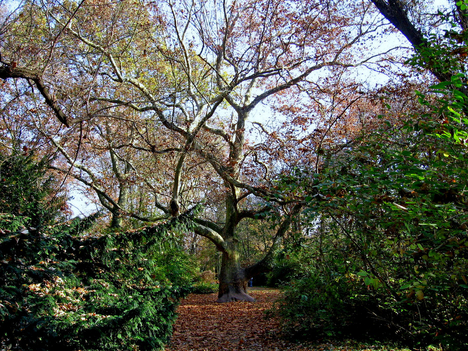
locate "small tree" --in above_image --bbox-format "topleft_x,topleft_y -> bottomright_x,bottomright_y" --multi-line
0,151 -> 68,228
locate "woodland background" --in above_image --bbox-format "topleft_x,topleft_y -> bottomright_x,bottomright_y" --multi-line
0,0 -> 467,350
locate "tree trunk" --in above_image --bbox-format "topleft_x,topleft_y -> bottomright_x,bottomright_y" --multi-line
217,235 -> 255,302
217,249 -> 254,303
110,185 -> 129,229
110,209 -> 123,229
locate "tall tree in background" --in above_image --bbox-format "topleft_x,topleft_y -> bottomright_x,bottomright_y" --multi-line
0,0 -> 427,301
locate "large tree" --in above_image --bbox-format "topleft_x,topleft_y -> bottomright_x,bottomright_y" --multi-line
0,0 -> 422,301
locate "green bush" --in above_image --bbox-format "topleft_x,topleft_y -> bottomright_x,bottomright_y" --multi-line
271,9 -> 468,349
190,270 -> 218,294
190,281 -> 218,294
266,251 -> 304,287
273,106 -> 468,346
0,152 -> 195,350
1,226 -> 193,350
0,152 -> 68,228
272,114 -> 468,348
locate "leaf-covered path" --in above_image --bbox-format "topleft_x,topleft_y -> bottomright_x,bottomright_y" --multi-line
165,288 -> 416,351
165,287 -> 305,351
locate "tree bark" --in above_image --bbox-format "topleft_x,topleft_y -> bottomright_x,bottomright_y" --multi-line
109,148 -> 130,229
217,243 -> 254,303
370,0 -> 453,83
215,188 -> 256,303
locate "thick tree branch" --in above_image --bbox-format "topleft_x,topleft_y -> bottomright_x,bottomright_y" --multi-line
370,0 -> 425,48
0,65 -> 70,126
370,0 -> 451,82
192,223 -> 227,252
192,218 -> 224,235
203,125 -> 232,144
238,205 -> 272,222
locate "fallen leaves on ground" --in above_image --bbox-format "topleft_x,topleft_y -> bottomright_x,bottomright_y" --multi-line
165,287 -> 417,351
166,288 -> 292,351
166,289 -> 300,351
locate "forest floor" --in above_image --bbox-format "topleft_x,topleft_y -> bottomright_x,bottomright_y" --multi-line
165,287 -> 417,351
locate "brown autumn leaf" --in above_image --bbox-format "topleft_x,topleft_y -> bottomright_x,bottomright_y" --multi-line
166,288 -> 320,351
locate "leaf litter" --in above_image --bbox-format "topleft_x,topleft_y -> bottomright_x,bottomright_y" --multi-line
165,288 -> 416,351
166,288 -> 293,351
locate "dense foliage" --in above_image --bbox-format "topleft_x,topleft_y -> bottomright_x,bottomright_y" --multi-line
270,6 -> 468,348
2,0 -> 468,348
0,153 -> 195,350
275,122 -> 468,345
272,80 -> 468,350
0,152 -> 68,228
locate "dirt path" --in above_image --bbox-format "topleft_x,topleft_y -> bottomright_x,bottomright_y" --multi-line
165,287 -> 315,351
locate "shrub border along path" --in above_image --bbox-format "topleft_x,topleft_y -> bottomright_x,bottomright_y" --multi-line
165,287 -> 428,351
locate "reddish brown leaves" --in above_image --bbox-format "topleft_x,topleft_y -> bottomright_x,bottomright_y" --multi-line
166,289 -> 419,350
166,288 -> 309,351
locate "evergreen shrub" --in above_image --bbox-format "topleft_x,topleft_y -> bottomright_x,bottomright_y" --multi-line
0,152 -> 194,350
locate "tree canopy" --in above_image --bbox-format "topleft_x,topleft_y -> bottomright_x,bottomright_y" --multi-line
1,0 -> 468,349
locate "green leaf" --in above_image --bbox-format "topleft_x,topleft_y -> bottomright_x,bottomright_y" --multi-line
448,106 -> 461,117
453,89 -> 467,101
429,81 -> 451,90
